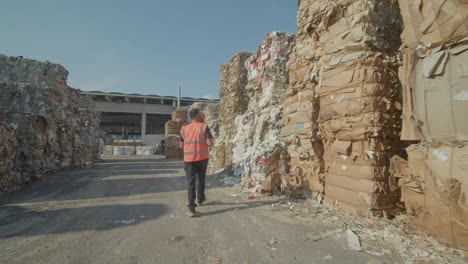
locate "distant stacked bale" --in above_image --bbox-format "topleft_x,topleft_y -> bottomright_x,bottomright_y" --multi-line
172,109 -> 188,123
391,0 -> 468,250
165,109 -> 188,159
0,54 -> 102,192
210,53 -> 251,172
230,32 -> 295,194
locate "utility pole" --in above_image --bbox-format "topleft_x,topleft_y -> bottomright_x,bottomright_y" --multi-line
177,86 -> 181,109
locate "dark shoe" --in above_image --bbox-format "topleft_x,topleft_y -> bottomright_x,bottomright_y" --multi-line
186,208 -> 196,217
197,198 -> 206,206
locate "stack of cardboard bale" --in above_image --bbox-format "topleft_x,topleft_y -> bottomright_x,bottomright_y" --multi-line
0,54 -> 102,192
230,32 -> 294,194
288,0 -> 404,215
391,0 -> 468,250
164,109 -> 188,159
209,53 -> 251,172
280,0 -> 325,197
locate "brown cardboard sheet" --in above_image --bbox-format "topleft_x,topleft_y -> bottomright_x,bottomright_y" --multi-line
325,173 -> 379,193
413,39 -> 468,141
328,162 -> 387,181
398,0 -> 468,47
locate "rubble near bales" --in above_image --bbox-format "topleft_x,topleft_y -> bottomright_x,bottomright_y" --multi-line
230,32 -> 295,194
0,54 -> 102,192
209,52 -> 251,173
391,0 -> 468,250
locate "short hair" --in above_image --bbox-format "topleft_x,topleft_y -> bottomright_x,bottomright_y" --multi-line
189,108 -> 201,119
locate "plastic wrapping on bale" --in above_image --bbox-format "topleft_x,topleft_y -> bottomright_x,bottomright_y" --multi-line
210,52 -> 251,172
103,146 -> 114,155
229,32 -> 295,194
113,146 -> 136,156
0,55 -> 102,192
136,146 -> 155,156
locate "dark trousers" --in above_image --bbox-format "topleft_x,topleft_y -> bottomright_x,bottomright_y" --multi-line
184,159 -> 208,210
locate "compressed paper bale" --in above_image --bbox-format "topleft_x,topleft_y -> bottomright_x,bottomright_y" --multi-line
210,52 -> 251,172
165,120 -> 184,137
392,143 -> 468,250
165,135 -> 182,159
172,109 -> 188,122
228,32 -> 295,193
0,54 -> 102,192
136,146 -> 155,156
113,146 -> 136,156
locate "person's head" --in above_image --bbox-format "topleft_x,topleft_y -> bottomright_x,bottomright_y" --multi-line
190,108 -> 204,122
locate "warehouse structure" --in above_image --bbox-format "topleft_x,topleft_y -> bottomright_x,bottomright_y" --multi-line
81,91 -> 219,146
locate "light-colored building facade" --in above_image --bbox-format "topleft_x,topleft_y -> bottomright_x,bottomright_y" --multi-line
81,91 -> 219,146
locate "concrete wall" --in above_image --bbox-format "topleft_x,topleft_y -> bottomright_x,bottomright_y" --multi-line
142,134 -> 165,146
93,101 -> 175,115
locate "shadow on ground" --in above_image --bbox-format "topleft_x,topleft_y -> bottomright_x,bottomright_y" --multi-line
0,158 -> 192,205
0,203 -> 168,238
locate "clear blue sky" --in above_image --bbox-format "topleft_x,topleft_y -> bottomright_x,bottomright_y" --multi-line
1,0 -> 297,99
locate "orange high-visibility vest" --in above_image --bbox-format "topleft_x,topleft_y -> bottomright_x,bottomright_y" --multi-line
180,122 -> 209,162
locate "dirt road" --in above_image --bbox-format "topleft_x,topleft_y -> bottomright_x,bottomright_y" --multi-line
0,156 -> 400,264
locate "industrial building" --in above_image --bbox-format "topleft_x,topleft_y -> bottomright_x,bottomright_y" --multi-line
81,91 -> 219,146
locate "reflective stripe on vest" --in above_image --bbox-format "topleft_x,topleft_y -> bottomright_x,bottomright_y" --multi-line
180,122 -> 209,162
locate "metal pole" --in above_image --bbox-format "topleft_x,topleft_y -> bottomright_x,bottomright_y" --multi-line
177,86 -> 181,109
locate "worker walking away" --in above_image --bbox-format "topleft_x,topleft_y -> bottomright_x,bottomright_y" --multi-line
179,108 -> 214,217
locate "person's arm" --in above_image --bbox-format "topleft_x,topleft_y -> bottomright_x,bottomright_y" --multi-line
179,132 -> 184,149
205,127 -> 214,147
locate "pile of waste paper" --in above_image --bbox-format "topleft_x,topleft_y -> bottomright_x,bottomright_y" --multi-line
209,52 -> 251,173
0,54 -> 102,192
390,0 -> 468,250
230,32 -> 295,194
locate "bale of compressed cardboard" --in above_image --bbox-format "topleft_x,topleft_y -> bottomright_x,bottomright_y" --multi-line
391,143 -> 468,250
